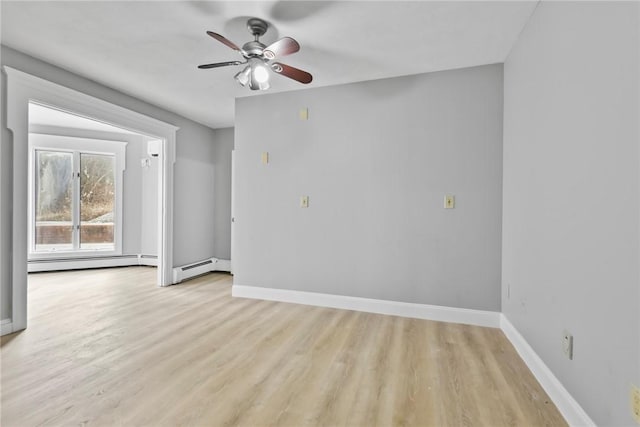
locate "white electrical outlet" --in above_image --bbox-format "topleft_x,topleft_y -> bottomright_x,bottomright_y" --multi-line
300,196 -> 309,208
261,152 -> 269,165
562,330 -> 573,360
444,195 -> 455,209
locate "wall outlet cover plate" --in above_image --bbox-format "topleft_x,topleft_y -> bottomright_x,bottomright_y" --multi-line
444,195 -> 455,209
632,384 -> 640,424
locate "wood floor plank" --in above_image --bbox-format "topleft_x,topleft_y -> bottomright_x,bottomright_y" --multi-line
0,267 -> 567,426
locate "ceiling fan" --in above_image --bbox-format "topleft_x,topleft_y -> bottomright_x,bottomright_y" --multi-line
198,18 -> 313,91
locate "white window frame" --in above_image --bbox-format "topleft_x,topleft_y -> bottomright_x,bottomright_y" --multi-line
28,134 -> 127,259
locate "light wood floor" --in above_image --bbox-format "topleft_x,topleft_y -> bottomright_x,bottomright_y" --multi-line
1,267 -> 566,426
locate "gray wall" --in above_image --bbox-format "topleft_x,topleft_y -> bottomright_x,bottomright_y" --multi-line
140,144 -> 159,256
1,45 -> 224,319
172,130 -> 215,266
212,127 -> 233,260
234,64 -> 503,311
502,2 -> 639,425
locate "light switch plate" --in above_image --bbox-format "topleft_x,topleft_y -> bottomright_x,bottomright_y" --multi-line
300,196 -> 309,208
299,108 -> 309,120
261,152 -> 269,164
562,330 -> 573,360
444,195 -> 455,209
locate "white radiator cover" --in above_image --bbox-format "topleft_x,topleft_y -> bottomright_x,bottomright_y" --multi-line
172,257 -> 231,283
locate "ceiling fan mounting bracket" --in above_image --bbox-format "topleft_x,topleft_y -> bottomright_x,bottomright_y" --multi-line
247,18 -> 268,38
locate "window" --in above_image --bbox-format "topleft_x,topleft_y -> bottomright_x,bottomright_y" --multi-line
29,134 -> 126,257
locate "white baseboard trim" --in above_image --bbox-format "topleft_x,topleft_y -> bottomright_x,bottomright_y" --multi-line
500,315 -> 595,426
232,285 -> 500,328
1,318 -> 14,336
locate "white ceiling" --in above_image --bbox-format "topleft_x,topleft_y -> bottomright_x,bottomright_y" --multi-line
1,1 -> 537,129
29,102 -> 141,135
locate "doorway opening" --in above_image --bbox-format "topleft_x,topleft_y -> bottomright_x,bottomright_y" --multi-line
3,66 -> 178,334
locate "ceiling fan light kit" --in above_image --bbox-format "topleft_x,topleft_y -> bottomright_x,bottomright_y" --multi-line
198,18 -> 312,91
235,58 -> 271,90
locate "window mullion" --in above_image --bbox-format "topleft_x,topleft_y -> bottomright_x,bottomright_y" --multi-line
73,150 -> 81,250
30,150 -> 38,254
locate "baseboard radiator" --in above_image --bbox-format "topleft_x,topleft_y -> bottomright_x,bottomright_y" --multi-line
28,255 -> 144,272
172,257 -> 231,284
138,254 -> 158,267
28,253 -> 230,282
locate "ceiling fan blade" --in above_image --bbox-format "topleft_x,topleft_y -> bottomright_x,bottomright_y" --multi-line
271,62 -> 312,84
263,37 -> 300,59
206,31 -> 241,52
198,61 -> 243,69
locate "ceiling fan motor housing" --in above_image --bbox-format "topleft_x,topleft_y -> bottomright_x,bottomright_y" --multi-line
242,40 -> 267,57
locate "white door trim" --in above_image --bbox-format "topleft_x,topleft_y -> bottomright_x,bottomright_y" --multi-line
230,150 -> 235,274
3,66 -> 179,333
